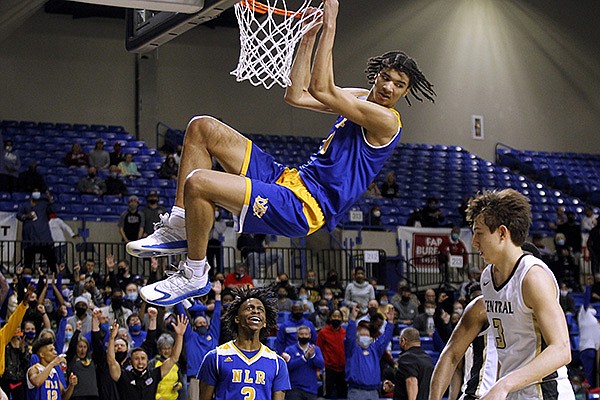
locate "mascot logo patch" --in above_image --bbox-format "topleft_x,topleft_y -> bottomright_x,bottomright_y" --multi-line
252,196 -> 269,218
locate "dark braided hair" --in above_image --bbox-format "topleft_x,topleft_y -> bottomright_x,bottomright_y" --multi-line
365,51 -> 436,106
222,286 -> 278,340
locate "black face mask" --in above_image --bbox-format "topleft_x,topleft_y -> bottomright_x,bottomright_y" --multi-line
88,173 -> 96,179
111,298 -> 123,308
277,293 -> 287,299
330,320 -> 342,329
298,337 -> 310,345
115,351 -> 128,363
28,301 -> 38,309
147,199 -> 158,205
292,312 -> 303,320
280,280 -> 288,286
75,307 -> 87,317
401,295 -> 411,302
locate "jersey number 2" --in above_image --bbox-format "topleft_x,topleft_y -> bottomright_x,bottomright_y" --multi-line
241,386 -> 256,400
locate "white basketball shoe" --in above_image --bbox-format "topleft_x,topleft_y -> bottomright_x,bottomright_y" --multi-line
140,261 -> 211,306
126,212 -> 188,257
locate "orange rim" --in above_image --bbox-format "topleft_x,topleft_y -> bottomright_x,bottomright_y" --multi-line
239,0 -> 305,18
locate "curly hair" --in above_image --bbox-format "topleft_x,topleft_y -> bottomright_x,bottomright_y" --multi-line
222,286 -> 278,340
365,51 -> 436,106
466,189 -> 532,246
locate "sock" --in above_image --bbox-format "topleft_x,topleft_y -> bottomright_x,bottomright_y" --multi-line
169,206 -> 186,225
187,257 -> 210,285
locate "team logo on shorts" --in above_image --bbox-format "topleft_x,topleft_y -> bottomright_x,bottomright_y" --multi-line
253,196 -> 269,218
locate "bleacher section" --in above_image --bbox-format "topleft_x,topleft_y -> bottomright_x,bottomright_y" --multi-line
1,119 -> 597,236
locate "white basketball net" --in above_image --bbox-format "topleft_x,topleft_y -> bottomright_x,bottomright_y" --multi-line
231,0 -> 323,89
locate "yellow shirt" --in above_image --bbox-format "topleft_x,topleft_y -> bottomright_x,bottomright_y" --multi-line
153,359 -> 181,400
0,303 -> 28,376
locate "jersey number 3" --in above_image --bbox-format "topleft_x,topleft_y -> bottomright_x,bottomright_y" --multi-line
492,318 -> 507,349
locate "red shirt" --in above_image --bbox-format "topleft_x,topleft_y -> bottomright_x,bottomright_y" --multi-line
316,324 -> 346,372
223,272 -> 254,288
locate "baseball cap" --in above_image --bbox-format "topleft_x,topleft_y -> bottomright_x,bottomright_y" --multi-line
74,296 -> 88,306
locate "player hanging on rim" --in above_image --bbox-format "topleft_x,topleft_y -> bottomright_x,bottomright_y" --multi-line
197,286 -> 290,400
127,0 -> 436,306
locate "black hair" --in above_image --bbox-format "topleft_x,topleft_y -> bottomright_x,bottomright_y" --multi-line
222,286 -> 278,340
521,241 -> 542,259
32,337 -> 54,355
365,51 -> 436,106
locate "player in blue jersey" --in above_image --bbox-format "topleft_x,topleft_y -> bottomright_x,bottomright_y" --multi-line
128,0 -> 436,306
26,337 -> 78,400
198,287 -> 290,400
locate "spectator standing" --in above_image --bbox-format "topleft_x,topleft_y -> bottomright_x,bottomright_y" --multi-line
381,172 -> 399,199
118,153 -> 141,178
64,143 -> 88,168
76,167 -> 106,196
275,286 -> 294,313
577,285 -> 600,389
107,315 -> 187,400
316,309 -> 346,399
118,195 -> 145,243
126,313 -> 146,348
581,206 -> 598,243
17,162 -> 47,193
276,303 -> 317,354
557,211 -> 582,265
588,226 -> 600,275
16,190 -> 57,274
558,282 -> 576,315
345,305 -> 395,400
344,267 -> 375,313
413,300 -> 437,337
101,288 -> 132,327
104,165 -> 127,196
88,139 -> 110,170
140,191 -> 166,238
148,334 -> 184,400
282,326 -> 325,400
382,327 -> 433,400
0,140 -> 20,192
158,155 -> 178,180
308,298 -> 330,331
274,272 -> 298,301
109,142 -> 125,167
65,326 -> 99,400
66,296 -> 92,337
48,212 -> 78,266
182,281 -> 222,399
321,271 -> 344,300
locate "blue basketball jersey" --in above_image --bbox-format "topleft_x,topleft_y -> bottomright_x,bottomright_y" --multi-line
26,363 -> 63,400
198,341 -> 290,400
299,106 -> 402,231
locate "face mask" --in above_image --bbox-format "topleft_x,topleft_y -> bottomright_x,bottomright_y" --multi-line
24,331 -> 36,340
556,240 -> 565,246
380,300 -> 388,306
307,277 -> 315,283
115,351 -> 128,363
31,192 -> 41,200
196,326 -> 208,335
292,312 -> 304,320
328,275 -> 337,282
129,324 -> 142,333
218,279 -> 225,285
127,292 -> 138,301
62,288 -> 71,299
280,280 -> 288,286
29,300 -> 38,309
425,308 -> 435,316
560,290 -> 569,297
65,332 -> 74,341
454,308 -> 463,316
88,173 -> 96,179
372,210 -> 381,218
235,273 -> 244,279
451,233 -> 459,241
401,295 -> 411,302
324,295 -> 333,301
5,146 -> 12,152
100,323 -> 110,332
111,298 -> 123,308
358,336 -> 372,347
147,199 -> 158,205
75,307 -> 87,317
298,337 -> 310,345
277,293 -> 287,299
214,211 -> 220,219
368,307 -> 378,316
319,306 -> 329,314
299,294 -> 308,301
330,320 -> 342,329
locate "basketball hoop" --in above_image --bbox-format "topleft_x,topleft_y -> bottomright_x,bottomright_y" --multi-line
231,0 -> 323,89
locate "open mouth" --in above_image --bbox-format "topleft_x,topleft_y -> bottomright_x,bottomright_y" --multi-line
249,316 -> 262,324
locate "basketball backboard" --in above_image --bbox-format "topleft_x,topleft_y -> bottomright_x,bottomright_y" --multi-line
125,0 -> 238,53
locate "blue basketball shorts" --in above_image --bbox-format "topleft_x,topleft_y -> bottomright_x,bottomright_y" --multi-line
236,140 -> 325,237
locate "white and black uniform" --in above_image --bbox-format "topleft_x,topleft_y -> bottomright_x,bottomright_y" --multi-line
481,254 -> 574,400
460,300 -> 498,400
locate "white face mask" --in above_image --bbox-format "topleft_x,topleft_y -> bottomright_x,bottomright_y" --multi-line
358,335 -> 372,347
425,308 -> 435,316
453,308 -> 463,316
372,210 -> 381,218
31,192 -> 41,200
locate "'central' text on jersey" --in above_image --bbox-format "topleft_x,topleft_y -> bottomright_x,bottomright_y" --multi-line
485,300 -> 514,314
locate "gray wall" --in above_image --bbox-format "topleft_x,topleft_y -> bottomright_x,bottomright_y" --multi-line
1,0 -> 599,161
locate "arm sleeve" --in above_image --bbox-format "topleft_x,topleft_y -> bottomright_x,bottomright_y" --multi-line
198,350 -> 218,384
308,346 -> 325,370
55,317 -> 67,355
345,320 -> 357,357
209,301 -> 221,339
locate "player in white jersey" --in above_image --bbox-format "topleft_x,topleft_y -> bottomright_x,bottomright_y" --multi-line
469,189 -> 573,400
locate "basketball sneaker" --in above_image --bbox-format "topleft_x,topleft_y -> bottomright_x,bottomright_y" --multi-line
126,212 -> 188,257
140,261 -> 211,306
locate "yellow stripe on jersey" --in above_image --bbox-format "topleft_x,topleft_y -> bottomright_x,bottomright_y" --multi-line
243,177 -> 252,206
275,168 -> 325,235
240,139 -> 252,176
